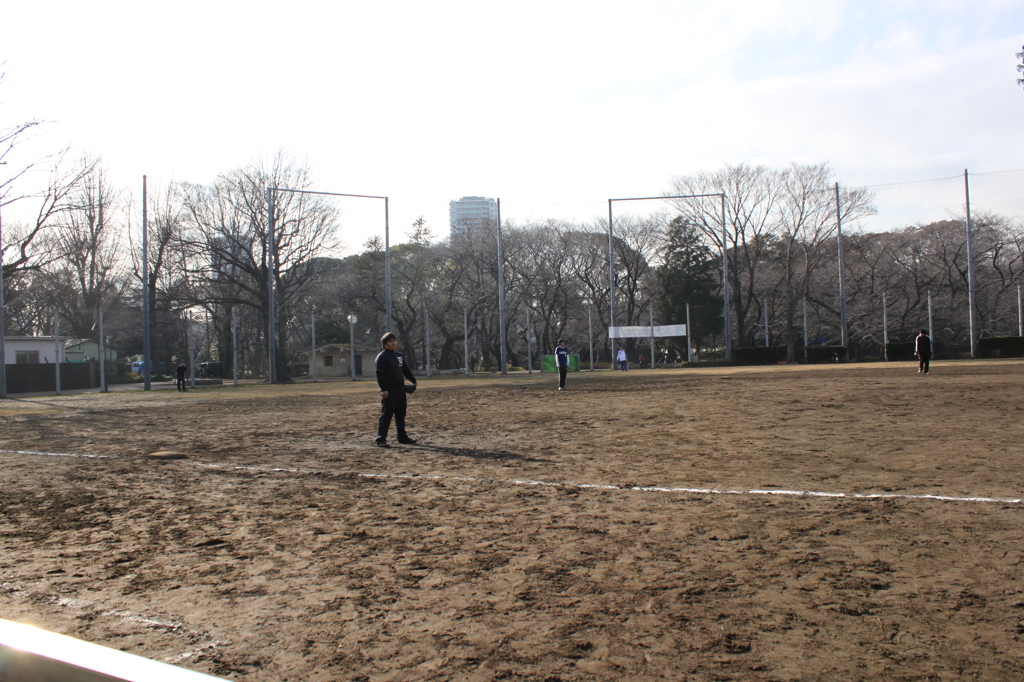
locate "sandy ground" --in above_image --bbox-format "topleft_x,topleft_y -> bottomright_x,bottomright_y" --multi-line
2,361 -> 1024,681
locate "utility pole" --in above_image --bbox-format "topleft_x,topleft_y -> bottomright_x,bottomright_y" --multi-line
835,182 -> 849,360
964,170 -> 978,358
497,199 -> 507,374
142,176 -> 151,390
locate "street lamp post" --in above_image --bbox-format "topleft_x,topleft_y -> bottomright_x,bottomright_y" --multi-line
99,309 -> 107,393
589,303 -> 595,371
348,314 -> 357,381
463,308 -> 469,377
142,176 -> 151,390
497,199 -> 508,375
526,308 -> 533,374
311,310 -> 317,382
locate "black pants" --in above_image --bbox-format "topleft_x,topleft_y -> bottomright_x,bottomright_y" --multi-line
176,375 -> 186,391
558,366 -> 567,389
919,354 -> 931,373
377,389 -> 408,441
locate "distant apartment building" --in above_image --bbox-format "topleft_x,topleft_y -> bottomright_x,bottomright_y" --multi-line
449,196 -> 497,240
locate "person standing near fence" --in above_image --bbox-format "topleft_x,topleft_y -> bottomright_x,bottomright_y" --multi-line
617,347 -> 628,371
375,332 -> 418,447
175,361 -> 187,392
555,339 -> 569,391
915,329 -> 932,375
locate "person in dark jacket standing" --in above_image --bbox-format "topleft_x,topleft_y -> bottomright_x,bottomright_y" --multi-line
555,339 -> 569,391
375,332 -> 418,447
915,329 -> 932,375
175,361 -> 187,392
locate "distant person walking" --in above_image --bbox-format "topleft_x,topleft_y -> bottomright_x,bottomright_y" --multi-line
375,332 -> 418,447
915,329 -> 932,375
555,339 -> 569,391
175,361 -> 187,392
617,347 -> 628,371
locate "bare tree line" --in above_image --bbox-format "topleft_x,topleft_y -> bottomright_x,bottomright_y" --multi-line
4,102 -> 1023,378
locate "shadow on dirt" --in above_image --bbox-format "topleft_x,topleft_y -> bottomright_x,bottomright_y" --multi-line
409,444 -> 552,463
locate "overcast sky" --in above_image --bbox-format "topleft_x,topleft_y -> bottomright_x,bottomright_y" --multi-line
2,0 -> 1022,253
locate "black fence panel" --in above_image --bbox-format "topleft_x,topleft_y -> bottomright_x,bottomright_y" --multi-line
4,363 -> 98,394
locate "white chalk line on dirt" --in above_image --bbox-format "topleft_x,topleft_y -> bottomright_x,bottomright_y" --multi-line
3,447 -> 1019,506
0,448 -> 110,459
190,462 -> 1023,506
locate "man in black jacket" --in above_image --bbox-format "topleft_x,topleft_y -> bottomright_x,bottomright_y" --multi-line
915,329 -> 932,375
175,361 -> 187,392
375,332 -> 418,447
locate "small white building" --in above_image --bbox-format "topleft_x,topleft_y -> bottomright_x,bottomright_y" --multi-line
3,337 -> 118,365
4,337 -> 66,365
310,344 -> 378,378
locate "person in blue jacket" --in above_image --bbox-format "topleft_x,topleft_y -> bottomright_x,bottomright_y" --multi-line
375,332 -> 418,447
555,339 -> 569,391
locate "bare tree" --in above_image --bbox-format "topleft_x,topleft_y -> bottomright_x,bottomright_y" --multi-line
769,163 -> 875,360
668,163 -> 781,345
181,153 -> 341,381
42,164 -> 128,339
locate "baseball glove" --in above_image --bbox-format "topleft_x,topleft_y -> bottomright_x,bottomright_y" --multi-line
404,383 -> 417,394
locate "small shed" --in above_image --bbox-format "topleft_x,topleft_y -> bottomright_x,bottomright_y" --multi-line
64,339 -> 119,364
4,337 -> 65,365
311,344 -> 378,378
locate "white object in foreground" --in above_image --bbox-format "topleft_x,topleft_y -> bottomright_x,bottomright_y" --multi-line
0,618 -> 225,681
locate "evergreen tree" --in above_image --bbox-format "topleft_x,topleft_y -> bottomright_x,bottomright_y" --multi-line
656,216 -> 724,358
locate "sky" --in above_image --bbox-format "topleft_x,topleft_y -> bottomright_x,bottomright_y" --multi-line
2,0 -> 1023,254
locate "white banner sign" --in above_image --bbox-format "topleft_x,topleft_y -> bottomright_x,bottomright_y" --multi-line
608,324 -> 687,339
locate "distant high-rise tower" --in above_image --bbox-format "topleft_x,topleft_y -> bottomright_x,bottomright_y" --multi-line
449,196 -> 497,239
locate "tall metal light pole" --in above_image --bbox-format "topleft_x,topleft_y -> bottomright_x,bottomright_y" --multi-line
232,308 -> 239,386
311,310 -> 317,382
882,293 -> 889,361
348,314 -> 357,381
266,187 -> 392,383
99,309 -> 107,393
384,198 -> 392,332
649,305 -> 655,369
142,175 -> 152,390
763,300 -> 769,348
1018,283 -> 1023,337
720,193 -> 731,362
608,193 -> 730,360
188,313 -> 195,388
497,199 -> 508,374
587,300 -> 594,371
964,170 -> 978,358
528,307 -> 536,372
266,188 -> 277,383
425,307 -> 432,378
802,297 -> 808,363
54,308 -> 61,396
463,308 -> 469,377
686,303 -> 693,363
835,182 -> 849,359
607,199 -> 617,329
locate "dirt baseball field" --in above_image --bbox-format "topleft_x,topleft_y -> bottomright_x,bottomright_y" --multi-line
2,361 -> 1024,680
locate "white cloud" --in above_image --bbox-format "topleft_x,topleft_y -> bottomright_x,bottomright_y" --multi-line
2,0 -> 1023,246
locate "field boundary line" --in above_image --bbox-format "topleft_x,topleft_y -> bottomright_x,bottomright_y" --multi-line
3,448 -> 1019,506
0,448 -> 110,459
192,462 -> 1024,506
